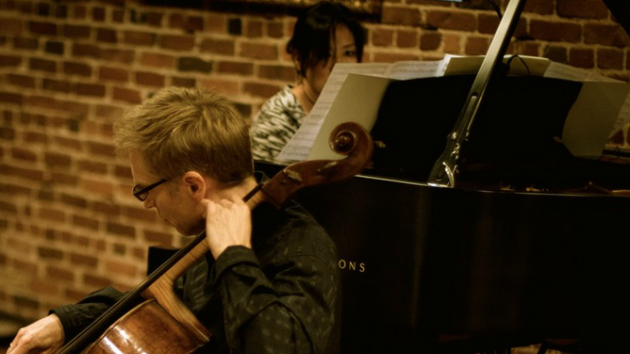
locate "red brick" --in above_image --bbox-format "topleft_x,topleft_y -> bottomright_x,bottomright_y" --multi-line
426,10 -> 476,31
96,28 -> 116,43
0,126 -> 16,140
240,42 -> 278,60
23,131 -> 48,144
207,14 -> 227,33
597,48 -> 624,69
397,30 -> 418,48
584,24 -> 630,48
199,78 -> 239,96
543,45 -> 568,64
63,61 -> 91,76
13,259 -> 37,274
44,151 -> 72,168
72,43 -> 101,58
29,58 -> 56,73
0,201 -> 18,213
107,221 -> 135,238
83,273 -> 112,288
0,17 -> 23,33
372,28 -> 394,47
529,20 -> 581,42
46,265 -> 74,281
243,82 -> 281,98
160,34 -> 195,51
246,20 -> 263,38
140,52 -> 175,68
124,206 -> 157,222
13,36 -> 38,50
569,48 -> 595,68
124,31 -> 155,46
258,65 -> 295,81
11,147 -> 37,162
73,5 -> 87,20
557,0 -> 609,19
54,136 -> 82,151
57,100 -> 89,114
381,6 -> 421,26
171,77 -> 196,87
113,87 -> 142,104
102,48 -> 134,64
478,13 -> 499,35
83,178 -> 114,195
178,57 -> 213,73
92,7 -> 105,22
267,22 -> 284,38
523,0 -> 554,15
72,214 -> 99,230
200,38 -> 235,55
217,61 -> 254,76
51,171 -> 79,185
43,78 -> 71,93
113,9 -> 125,23
7,165 -> 44,181
104,260 -> 138,278
78,160 -> 107,174
96,104 -> 124,118
143,230 -> 173,245
420,32 -> 442,51
465,36 -> 491,55
0,55 -> 21,67
92,201 -> 121,216
8,74 -> 36,88
63,24 -> 90,38
186,15 -> 205,32
75,83 -> 106,97
70,253 -> 98,268
373,52 -> 420,62
145,11 -> 164,26
168,13 -> 185,29
61,193 -> 88,208
114,164 -> 133,179
0,182 -> 31,195
86,141 -> 115,156
99,66 -> 128,82
135,71 -> 165,87
39,207 -> 65,222
29,21 -> 57,35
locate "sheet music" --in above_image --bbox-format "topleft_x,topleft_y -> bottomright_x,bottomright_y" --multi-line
544,62 -> 630,138
277,61 -> 442,162
275,57 -> 629,163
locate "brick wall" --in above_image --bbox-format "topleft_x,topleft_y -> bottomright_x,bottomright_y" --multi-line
0,0 -> 629,322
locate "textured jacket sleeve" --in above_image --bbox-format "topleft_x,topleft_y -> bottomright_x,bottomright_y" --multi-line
50,286 -> 126,342
214,221 -> 339,354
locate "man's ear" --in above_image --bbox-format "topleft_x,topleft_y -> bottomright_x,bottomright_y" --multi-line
182,171 -> 206,201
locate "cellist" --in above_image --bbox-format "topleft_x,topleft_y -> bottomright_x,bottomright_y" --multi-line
8,87 -> 340,354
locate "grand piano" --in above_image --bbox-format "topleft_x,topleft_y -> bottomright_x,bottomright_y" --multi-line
255,0 -> 630,353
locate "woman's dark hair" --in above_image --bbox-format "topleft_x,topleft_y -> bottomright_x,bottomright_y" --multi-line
287,1 -> 365,77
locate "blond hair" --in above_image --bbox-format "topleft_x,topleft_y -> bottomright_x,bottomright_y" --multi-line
114,87 -> 253,183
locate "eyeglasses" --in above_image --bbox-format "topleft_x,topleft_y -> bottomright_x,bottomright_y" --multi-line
132,179 -> 167,202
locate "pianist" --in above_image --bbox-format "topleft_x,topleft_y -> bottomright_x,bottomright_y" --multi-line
250,1 -> 365,162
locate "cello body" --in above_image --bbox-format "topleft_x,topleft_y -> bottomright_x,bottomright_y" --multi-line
83,300 -> 204,354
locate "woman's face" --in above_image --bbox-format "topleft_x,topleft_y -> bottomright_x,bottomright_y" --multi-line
303,23 -> 358,96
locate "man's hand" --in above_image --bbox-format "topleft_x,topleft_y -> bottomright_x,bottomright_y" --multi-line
8,314 -> 65,354
202,196 -> 252,259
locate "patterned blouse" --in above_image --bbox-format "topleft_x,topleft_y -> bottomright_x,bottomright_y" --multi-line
250,85 -> 306,162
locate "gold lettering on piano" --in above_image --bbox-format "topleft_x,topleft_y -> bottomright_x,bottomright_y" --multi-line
338,259 -> 366,273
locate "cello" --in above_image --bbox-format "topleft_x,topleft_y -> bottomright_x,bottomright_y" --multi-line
57,122 -> 373,354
